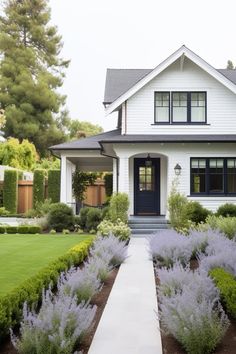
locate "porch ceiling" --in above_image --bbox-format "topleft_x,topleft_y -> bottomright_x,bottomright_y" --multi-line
67,156 -> 113,172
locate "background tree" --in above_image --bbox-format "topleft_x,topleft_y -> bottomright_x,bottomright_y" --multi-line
227,60 -> 235,69
0,0 -> 70,156
68,119 -> 103,140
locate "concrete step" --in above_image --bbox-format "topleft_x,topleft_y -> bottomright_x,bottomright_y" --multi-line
131,228 -> 168,234
130,223 -> 169,229
129,217 -> 168,224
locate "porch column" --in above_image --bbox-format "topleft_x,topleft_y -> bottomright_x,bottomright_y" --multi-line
112,158 -> 118,193
118,157 -> 129,194
60,155 -> 67,203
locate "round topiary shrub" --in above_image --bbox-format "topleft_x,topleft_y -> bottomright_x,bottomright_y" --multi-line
78,207 -> 90,230
47,203 -> 75,232
216,203 -> 236,217
187,201 -> 211,224
86,208 -> 102,232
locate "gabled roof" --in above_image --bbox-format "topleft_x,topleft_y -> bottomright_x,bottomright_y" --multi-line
104,45 -> 236,115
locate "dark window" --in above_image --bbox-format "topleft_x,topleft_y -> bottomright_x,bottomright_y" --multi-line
172,92 -> 188,122
155,92 -> 170,123
191,92 -> 206,122
139,166 -> 155,191
191,158 -> 236,195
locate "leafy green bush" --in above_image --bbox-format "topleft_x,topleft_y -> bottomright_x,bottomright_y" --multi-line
25,199 -> 54,218
167,180 -> 189,230
101,205 -> 110,219
72,170 -> 97,202
18,225 -> 29,234
0,207 -> 10,216
28,226 -> 42,234
47,203 -> 75,232
205,215 -> 236,239
97,219 -> 131,241
0,239 -> 92,339
216,203 -> 236,217
33,169 -> 45,208
0,226 -> 6,233
48,169 -> 60,203
5,226 -> 18,234
3,170 -> 18,214
104,173 -> 113,197
86,208 -> 102,232
78,207 -> 90,230
108,193 -> 129,224
187,201 -> 211,224
210,268 -> 236,318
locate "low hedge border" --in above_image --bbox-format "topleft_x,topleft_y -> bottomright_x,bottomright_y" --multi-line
0,238 -> 93,340
210,267 -> 236,318
0,225 -> 42,234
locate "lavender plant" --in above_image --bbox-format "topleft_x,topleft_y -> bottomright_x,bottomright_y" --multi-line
91,234 -> 128,267
86,256 -> 112,282
58,264 -> 102,303
11,288 -> 96,354
187,228 -> 220,257
148,230 -> 192,267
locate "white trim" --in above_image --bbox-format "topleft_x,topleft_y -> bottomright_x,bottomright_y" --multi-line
105,45 -> 236,115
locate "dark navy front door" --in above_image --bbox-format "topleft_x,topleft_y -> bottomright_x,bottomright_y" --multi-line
134,158 -> 160,215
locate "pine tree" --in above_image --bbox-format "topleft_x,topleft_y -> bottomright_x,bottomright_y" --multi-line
0,0 -> 70,156
227,60 -> 235,70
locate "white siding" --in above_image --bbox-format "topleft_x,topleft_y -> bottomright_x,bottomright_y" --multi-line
114,142 -> 236,215
124,58 -> 236,135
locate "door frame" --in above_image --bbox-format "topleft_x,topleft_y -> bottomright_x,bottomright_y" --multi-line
133,157 -> 160,215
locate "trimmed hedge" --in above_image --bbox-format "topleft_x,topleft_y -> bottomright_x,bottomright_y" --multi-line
216,203 -> 236,217
0,238 -> 93,340
33,169 -> 45,208
104,173 -> 113,197
3,170 -> 18,214
48,169 -> 60,203
0,226 -> 42,234
210,268 -> 236,318
48,203 -> 75,232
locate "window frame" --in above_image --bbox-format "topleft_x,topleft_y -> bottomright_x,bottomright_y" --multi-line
190,157 -> 236,196
154,92 -> 170,124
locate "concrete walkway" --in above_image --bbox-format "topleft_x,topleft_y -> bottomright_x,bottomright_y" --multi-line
88,237 -> 162,354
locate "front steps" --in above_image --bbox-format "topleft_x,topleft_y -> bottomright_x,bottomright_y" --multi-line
129,216 -> 169,235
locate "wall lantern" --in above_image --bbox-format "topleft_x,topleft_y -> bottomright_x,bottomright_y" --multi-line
174,163 -> 182,176
145,154 -> 152,167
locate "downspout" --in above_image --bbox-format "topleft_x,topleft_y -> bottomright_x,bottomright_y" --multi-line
99,142 -> 119,193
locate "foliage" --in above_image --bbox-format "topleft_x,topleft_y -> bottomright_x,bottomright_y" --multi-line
90,234 -> 128,267
86,208 -> 102,232
48,169 -> 60,203
0,0 -> 70,156
33,169 -> 45,208
0,239 -> 92,339
205,215 -> 236,239
97,219 -> 131,241
68,119 -> 103,140
167,179 -> 189,230
0,226 -> 6,233
85,256 -> 112,282
78,207 -> 90,230
0,225 -> 41,234
35,157 -> 60,171
104,173 -> 113,197
0,138 -> 38,170
108,192 -> 129,224
72,170 -> 97,202
216,203 -> 236,217
25,198 -> 53,218
148,230 -> 192,267
0,207 -> 9,216
3,169 -> 18,213
187,201 -> 211,224
210,268 -> 236,318
11,289 -> 96,354
58,264 -> 101,303
47,203 -> 75,232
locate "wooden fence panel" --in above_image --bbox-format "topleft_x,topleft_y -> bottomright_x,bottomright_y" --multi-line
18,181 -> 33,214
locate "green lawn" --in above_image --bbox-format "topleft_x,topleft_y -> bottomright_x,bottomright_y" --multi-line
0,234 -> 92,296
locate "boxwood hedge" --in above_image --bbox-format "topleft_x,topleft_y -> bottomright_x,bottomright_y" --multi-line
3,170 -> 18,214
48,169 -> 60,203
33,169 -> 45,208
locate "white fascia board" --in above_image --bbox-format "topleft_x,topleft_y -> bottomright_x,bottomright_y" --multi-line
105,45 -> 236,115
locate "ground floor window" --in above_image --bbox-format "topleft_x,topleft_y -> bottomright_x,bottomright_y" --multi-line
190,158 -> 236,195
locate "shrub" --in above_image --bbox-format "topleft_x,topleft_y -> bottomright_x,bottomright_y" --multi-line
210,268 -> 236,318
28,226 -> 41,234
0,226 -> 6,233
47,203 -> 75,232
18,225 -> 29,234
86,256 -> 112,282
3,170 -> 18,214
50,229 -> 56,234
48,169 -> 60,203
11,289 -> 96,354
0,207 -> 10,216
5,226 -> 18,234
78,207 -> 90,230
33,169 -> 45,208
108,193 -> 129,223
148,230 -> 192,267
72,170 -> 97,202
104,173 -> 113,197
167,179 -> 189,230
101,205 -> 110,219
205,215 -> 236,239
86,208 -> 102,232
187,201 -> 211,224
216,203 -> 236,217
0,239 -> 92,339
97,219 -> 131,241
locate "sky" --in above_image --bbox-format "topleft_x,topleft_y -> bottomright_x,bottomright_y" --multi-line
49,0 -> 236,132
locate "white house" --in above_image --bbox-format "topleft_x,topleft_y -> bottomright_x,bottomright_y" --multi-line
50,45 -> 236,217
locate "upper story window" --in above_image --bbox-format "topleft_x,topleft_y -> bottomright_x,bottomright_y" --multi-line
154,91 -> 206,124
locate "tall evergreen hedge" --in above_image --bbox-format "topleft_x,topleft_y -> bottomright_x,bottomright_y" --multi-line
33,169 -> 45,208
3,170 -> 18,213
48,169 -> 60,203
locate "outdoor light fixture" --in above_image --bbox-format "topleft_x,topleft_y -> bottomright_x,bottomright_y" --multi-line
174,163 -> 182,176
145,154 -> 152,167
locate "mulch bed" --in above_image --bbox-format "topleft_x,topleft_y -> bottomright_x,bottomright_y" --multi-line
0,268 -> 119,354
155,260 -> 236,354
